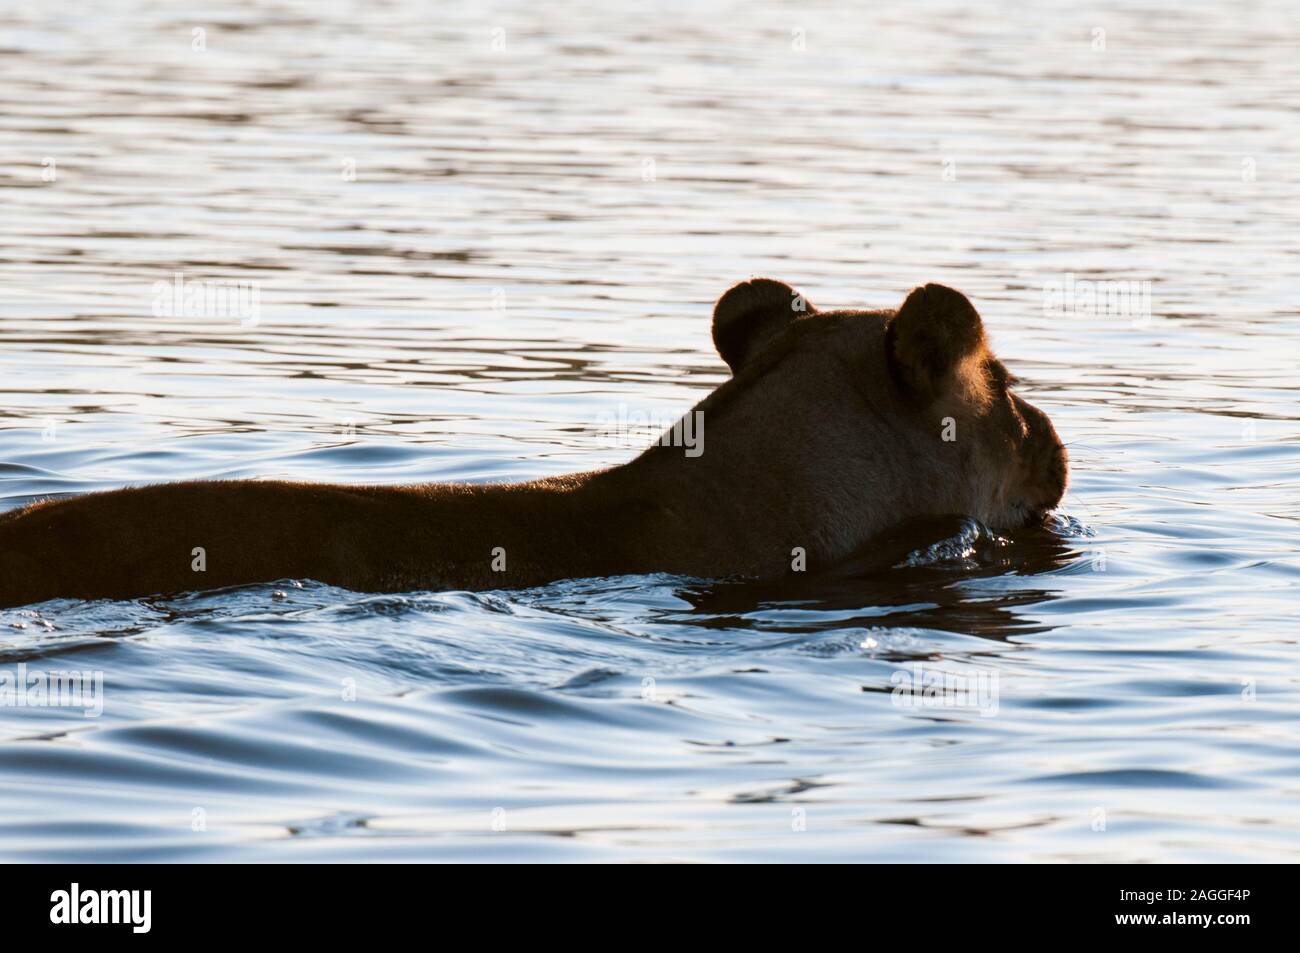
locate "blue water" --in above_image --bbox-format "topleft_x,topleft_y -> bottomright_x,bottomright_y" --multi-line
1,0 -> 1298,861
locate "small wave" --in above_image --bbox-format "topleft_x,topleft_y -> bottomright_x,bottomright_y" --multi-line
894,519 -> 1008,569
1047,511 -> 1097,539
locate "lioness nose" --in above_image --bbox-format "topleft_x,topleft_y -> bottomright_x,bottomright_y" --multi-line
1014,393 -> 1068,510
1047,443 -> 1068,505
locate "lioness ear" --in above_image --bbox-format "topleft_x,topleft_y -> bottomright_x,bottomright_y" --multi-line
887,283 -> 990,403
712,278 -> 814,373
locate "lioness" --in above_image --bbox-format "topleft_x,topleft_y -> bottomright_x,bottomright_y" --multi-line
0,280 -> 1067,608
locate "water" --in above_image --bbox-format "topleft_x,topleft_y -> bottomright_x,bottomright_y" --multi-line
1,0 -> 1298,862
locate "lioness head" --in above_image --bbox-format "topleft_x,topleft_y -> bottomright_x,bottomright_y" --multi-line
694,278 -> 1067,558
